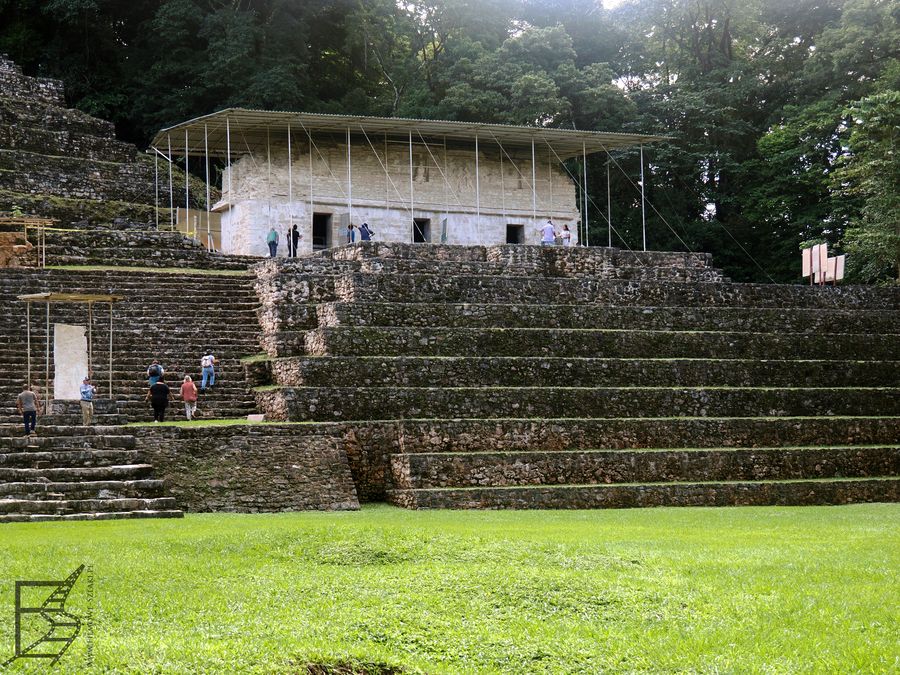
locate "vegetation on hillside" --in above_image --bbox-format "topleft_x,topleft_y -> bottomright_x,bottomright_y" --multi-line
1,0 -> 897,282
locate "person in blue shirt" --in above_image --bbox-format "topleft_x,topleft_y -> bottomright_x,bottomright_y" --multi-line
359,222 -> 373,241
79,377 -> 97,426
266,227 -> 278,257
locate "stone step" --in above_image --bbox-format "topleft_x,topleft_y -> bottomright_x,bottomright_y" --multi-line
0,496 -> 179,516
0,449 -> 139,469
0,508 -> 183,523
0,94 -> 110,135
256,386 -> 900,422
0,123 -> 135,162
0,187 -> 161,226
0,72 -> 66,107
388,477 -> 900,509
0,432 -> 135,449
266,356 -> 900,389
325,241 -> 719,270
0,463 -> 152,482
315,273 -> 899,310
297,326 -> 899,360
0,478 -> 165,500
308,302 -> 900,334
357,417 -> 900,453
390,446 -> 900,489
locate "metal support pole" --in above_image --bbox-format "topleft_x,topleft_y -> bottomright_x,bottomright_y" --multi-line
226,117 -> 232,203
108,302 -> 113,398
347,127 -> 353,223
184,128 -> 190,237
582,142 -> 590,247
499,144 -> 504,225
531,138 -> 537,225
308,128 -> 314,227
607,156 -> 612,248
287,123 -> 293,235
475,133 -> 480,221
45,303 -> 49,400
154,150 -> 159,229
409,130 -> 414,239
204,123 -> 211,248
26,302 -> 30,387
266,126 -> 272,233
640,144 -> 647,251
167,134 -> 174,229
87,302 -> 92,378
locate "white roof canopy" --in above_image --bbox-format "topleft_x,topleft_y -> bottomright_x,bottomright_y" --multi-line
151,108 -> 669,161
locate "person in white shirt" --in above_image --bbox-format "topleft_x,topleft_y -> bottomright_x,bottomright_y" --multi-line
200,350 -> 217,391
561,223 -> 572,246
540,219 -> 556,246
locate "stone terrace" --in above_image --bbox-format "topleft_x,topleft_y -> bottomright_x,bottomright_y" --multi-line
250,241 -> 900,509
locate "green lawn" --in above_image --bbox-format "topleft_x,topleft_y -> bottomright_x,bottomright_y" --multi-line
1,504 -> 897,674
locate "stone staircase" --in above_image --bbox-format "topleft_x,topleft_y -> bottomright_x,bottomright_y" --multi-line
0,424 -> 182,522
251,242 -> 900,509
0,268 -> 261,424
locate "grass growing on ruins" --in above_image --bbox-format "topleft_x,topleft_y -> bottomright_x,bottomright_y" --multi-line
1,504 -> 897,674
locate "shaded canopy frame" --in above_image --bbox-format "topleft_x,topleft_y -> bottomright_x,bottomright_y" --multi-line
151,108 -> 670,250
17,293 -> 124,400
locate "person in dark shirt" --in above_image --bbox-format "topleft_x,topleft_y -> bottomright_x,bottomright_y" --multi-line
146,378 -> 173,422
290,224 -> 300,257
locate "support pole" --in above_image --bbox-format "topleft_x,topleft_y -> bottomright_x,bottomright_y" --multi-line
87,302 -> 92,378
167,134 -> 174,229
409,130 -> 414,240
640,144 -> 647,251
474,133 -> 481,222
184,128 -> 190,237
308,127 -> 314,228
287,122 -> 293,235
531,137 -> 537,225
26,302 -> 30,387
154,150 -> 159,229
45,303 -> 49,400
204,123 -> 211,249
266,126 -> 272,234
108,302 -> 113,398
582,142 -> 589,247
347,127 -> 353,224
499,143 -> 504,225
226,117 -> 232,204
607,156 -> 612,248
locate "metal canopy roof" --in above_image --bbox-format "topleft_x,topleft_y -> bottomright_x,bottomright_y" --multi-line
18,292 -> 124,303
151,108 -> 669,161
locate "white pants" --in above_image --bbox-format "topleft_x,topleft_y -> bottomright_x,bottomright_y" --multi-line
184,401 -> 197,420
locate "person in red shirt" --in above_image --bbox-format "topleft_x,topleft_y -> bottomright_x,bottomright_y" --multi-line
180,375 -> 199,421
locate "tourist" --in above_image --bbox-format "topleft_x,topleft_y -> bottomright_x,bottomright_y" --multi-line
79,377 -> 97,426
290,224 -> 300,257
266,227 -> 278,257
147,359 -> 164,386
359,222 -> 374,241
146,377 -> 172,423
200,349 -> 217,391
540,219 -> 556,246
16,382 -> 41,436
180,375 -> 199,421
561,223 -> 572,246
347,223 -> 356,243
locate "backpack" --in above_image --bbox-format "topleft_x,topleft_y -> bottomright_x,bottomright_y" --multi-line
148,364 -> 161,377
201,355 -> 214,368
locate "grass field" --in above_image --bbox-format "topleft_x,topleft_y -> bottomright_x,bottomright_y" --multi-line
1,504 -> 897,674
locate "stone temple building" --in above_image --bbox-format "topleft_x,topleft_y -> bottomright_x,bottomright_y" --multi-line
151,110 -> 664,257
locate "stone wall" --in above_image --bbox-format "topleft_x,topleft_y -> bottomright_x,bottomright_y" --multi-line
219,137 -> 581,256
134,425 -> 359,512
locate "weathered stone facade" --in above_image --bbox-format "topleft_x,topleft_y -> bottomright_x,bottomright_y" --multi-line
134,425 -> 359,511
219,136 -> 581,256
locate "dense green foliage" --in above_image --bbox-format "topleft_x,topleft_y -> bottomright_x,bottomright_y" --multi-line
1,0 -> 897,281
1,505 -> 898,672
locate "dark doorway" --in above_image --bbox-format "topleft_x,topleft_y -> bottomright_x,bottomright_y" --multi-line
506,224 -> 524,244
413,218 -> 431,243
312,213 -> 331,250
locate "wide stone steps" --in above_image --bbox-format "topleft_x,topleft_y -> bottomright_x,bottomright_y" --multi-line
0,123 -> 135,162
390,446 -> 900,489
0,496 -> 180,517
388,477 -> 900,509
257,386 -> 900,422
0,95 -> 113,137
267,356 -> 900,389
297,326 -> 899,360
324,273 -> 898,309
0,508 -> 184,523
308,302 -> 900,334
0,463 -> 152,481
0,449 -> 140,469
0,478 -> 166,500
361,417 -> 900,453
